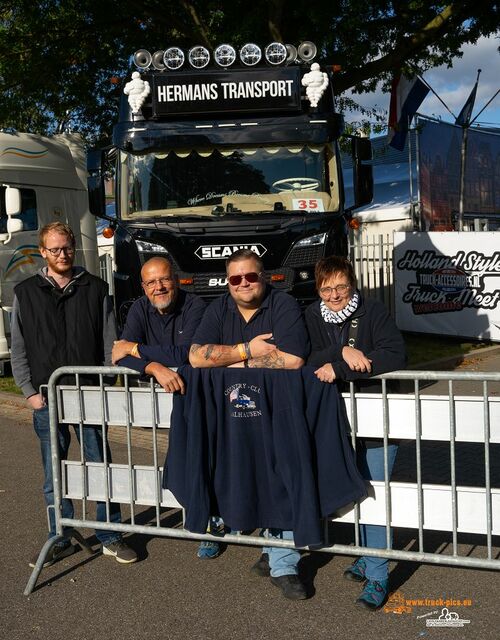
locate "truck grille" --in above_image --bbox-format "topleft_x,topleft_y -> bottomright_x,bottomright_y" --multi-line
283,244 -> 324,267
178,269 -> 295,297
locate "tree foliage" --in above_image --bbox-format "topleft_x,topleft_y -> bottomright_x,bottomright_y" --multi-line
0,1 -> 498,141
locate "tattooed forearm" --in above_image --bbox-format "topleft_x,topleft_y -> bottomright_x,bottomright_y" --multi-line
189,343 -> 241,367
248,351 -> 286,369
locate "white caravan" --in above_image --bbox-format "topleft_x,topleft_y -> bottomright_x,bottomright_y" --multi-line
0,131 -> 98,373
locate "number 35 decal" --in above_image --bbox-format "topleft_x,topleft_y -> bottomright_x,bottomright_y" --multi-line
292,198 -> 325,212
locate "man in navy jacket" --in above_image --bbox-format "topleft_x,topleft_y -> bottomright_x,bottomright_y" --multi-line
189,249 -> 309,600
111,256 -> 206,393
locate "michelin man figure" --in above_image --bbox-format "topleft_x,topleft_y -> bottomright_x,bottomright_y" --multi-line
124,72 -> 151,117
301,63 -> 329,108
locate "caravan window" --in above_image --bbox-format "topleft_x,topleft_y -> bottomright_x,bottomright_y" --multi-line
0,187 -> 38,233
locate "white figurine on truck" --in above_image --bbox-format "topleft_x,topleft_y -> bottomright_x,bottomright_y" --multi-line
0,131 -> 99,374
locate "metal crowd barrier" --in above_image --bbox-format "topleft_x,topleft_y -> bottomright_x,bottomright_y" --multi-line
24,366 -> 500,595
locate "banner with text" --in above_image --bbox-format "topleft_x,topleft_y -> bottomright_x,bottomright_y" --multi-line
394,232 -> 500,341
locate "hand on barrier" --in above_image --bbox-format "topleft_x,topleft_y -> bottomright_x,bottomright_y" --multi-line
112,339 -> 137,364
342,346 -> 372,373
314,363 -> 335,383
248,334 -> 277,359
145,362 -> 186,394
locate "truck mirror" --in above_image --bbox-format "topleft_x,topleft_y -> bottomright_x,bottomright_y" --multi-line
352,137 -> 373,208
5,186 -> 21,216
7,217 -> 23,234
87,149 -> 106,217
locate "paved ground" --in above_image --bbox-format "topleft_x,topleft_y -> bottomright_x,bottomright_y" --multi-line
1,348 -> 500,640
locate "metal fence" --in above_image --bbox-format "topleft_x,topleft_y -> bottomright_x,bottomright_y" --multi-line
98,253 -> 114,296
25,366 -> 500,595
349,232 -> 395,313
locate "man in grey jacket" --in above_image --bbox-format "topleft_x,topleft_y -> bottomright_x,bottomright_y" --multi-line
11,222 -> 137,567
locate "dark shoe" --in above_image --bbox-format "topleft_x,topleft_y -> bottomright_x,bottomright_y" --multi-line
250,553 -> 270,577
29,542 -> 76,568
102,540 -> 138,564
197,541 -> 221,559
356,579 -> 389,610
343,557 -> 367,583
270,574 -> 308,600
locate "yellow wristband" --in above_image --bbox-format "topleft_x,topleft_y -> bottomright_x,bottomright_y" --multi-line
131,343 -> 140,358
238,343 -> 247,361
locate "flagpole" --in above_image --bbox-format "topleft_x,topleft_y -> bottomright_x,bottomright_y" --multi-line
456,69 -> 481,231
458,126 -> 468,232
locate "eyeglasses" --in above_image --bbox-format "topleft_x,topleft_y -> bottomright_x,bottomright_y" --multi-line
318,284 -> 350,297
142,276 -> 174,290
43,245 -> 75,256
227,272 -> 262,286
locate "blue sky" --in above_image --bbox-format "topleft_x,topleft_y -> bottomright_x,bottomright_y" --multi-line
345,34 -> 500,132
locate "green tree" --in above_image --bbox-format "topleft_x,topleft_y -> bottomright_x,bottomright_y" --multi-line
0,1 -> 498,141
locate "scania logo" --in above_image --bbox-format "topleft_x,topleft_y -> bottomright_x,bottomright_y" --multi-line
195,244 -> 267,260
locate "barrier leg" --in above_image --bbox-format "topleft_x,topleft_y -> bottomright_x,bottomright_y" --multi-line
24,535 -> 66,596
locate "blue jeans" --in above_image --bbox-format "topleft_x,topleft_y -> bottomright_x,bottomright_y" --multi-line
262,529 -> 300,577
33,405 -> 122,546
356,443 -> 398,581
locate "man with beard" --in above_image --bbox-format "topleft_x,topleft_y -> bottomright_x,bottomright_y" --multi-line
11,222 -> 137,567
111,256 -> 206,393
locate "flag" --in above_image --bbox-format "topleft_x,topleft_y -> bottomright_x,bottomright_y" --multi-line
455,81 -> 478,127
388,74 -> 430,151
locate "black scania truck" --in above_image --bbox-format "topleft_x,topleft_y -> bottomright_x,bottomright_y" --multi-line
88,42 -> 373,324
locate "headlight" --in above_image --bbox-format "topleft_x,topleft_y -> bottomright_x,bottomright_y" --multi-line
295,233 -> 326,247
265,42 -> 287,65
240,43 -> 262,66
214,44 -> 236,67
164,47 -> 185,70
136,240 -> 169,253
188,46 -> 210,69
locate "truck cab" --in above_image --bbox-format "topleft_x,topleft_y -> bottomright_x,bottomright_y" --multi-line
88,42 -> 373,325
0,132 -> 98,373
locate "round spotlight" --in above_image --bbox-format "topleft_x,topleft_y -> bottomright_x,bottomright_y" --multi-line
133,49 -> 152,70
240,43 -> 262,66
163,47 -> 185,70
265,42 -> 287,65
188,46 -> 210,69
297,41 -> 317,62
152,50 -> 166,71
285,44 -> 298,65
214,44 -> 236,67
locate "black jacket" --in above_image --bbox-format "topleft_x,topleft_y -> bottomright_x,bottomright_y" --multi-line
305,295 -> 407,392
14,270 -> 113,392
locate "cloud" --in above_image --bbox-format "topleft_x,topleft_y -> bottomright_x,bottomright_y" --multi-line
345,34 -> 500,128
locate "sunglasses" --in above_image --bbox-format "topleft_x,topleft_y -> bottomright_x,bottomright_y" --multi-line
227,272 -> 262,286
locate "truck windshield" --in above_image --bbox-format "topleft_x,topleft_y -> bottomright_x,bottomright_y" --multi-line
122,145 -> 334,217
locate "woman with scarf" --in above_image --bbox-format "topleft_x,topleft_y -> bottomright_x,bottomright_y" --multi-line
305,255 -> 407,611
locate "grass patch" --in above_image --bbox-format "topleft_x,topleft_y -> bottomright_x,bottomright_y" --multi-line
0,375 -> 22,394
404,333 -> 490,366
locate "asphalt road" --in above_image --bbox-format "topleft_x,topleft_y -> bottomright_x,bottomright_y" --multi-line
1,350 -> 500,640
